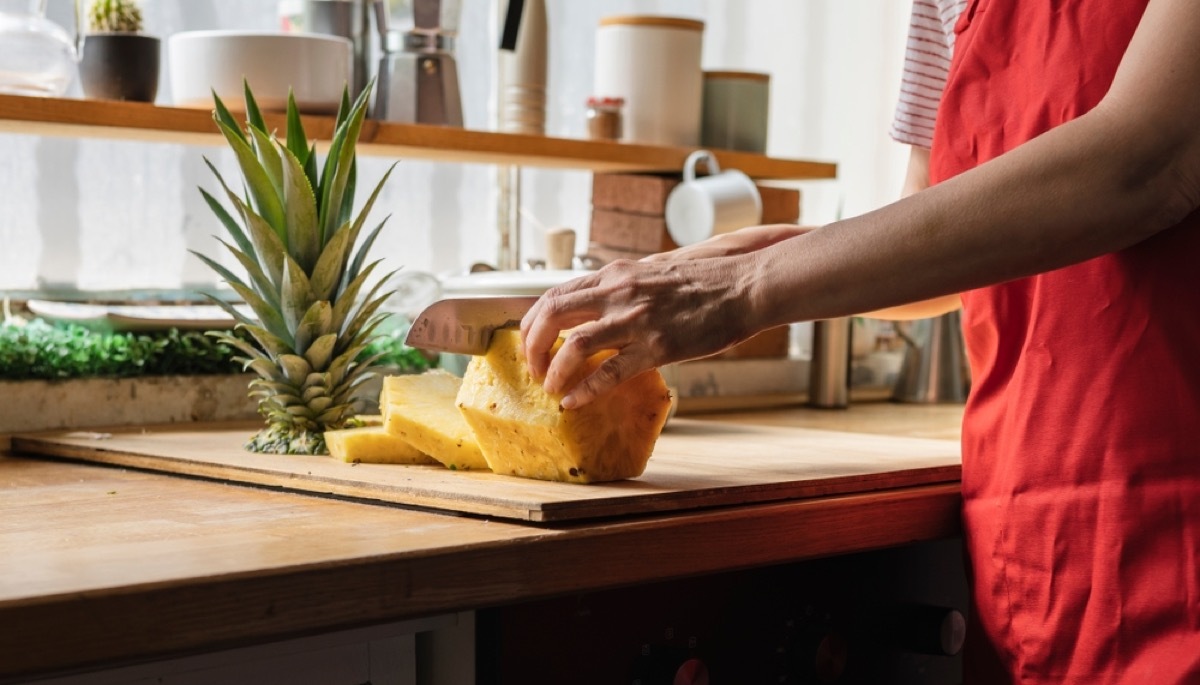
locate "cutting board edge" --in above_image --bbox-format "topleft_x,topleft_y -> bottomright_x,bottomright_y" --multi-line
9,436 -> 545,522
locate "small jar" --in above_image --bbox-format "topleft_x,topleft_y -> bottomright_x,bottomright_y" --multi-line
585,96 -> 624,141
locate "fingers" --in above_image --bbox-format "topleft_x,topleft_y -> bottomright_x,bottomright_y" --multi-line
543,320 -> 629,395
561,347 -> 652,410
520,276 -> 604,379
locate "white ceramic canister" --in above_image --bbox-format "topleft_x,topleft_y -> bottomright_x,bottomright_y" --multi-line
701,70 -> 771,153
593,15 -> 704,147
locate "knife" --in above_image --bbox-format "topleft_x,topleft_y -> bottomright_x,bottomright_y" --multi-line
404,296 -> 539,355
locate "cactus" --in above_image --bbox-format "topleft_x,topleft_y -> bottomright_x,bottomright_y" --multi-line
87,0 -> 144,33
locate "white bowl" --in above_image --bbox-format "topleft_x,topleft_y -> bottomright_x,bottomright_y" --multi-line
168,30 -> 351,114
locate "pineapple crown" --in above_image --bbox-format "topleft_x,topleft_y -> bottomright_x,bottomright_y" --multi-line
193,80 -> 398,454
87,0 -> 143,33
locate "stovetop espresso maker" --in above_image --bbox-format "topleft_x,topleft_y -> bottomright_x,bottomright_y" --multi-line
372,0 -> 463,126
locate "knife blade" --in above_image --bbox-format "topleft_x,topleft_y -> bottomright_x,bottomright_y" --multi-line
404,296 -> 539,355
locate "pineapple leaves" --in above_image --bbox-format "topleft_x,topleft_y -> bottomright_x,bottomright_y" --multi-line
310,220 -> 354,302
226,280 -> 293,347
211,90 -> 241,139
243,79 -> 267,135
213,238 -> 280,311
279,354 -> 314,385
344,216 -> 389,296
295,301 -> 333,355
240,324 -> 293,359
304,333 -> 338,371
339,161 -> 357,230
213,116 -> 287,241
224,188 -> 286,290
249,126 -> 284,204
331,259 -> 382,334
196,79 -> 400,455
319,83 -> 373,243
303,142 -> 319,199
189,250 -> 252,297
278,143 -> 321,271
280,256 -> 315,338
285,91 -> 309,163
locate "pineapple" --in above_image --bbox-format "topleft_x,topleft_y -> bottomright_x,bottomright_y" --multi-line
194,80 -> 397,455
326,425 -> 438,464
382,372 -> 489,471
457,329 -> 672,483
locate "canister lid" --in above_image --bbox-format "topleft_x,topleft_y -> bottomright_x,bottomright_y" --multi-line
703,70 -> 771,83
598,15 -> 705,31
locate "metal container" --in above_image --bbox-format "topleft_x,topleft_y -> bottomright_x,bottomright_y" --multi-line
809,317 -> 850,408
892,311 -> 970,404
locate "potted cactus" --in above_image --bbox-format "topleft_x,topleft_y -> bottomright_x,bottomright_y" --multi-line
78,0 -> 160,102
193,81 -> 398,455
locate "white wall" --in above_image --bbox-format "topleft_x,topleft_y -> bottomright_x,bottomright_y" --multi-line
0,0 -> 911,293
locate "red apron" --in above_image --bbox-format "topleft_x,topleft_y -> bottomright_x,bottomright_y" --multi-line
929,1 -> 1200,682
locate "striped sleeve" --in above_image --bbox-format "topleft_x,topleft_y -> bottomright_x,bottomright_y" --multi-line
889,0 -> 968,149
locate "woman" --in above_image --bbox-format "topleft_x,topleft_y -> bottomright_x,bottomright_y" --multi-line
522,0 -> 1200,681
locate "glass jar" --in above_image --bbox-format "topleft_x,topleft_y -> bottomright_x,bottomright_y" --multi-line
585,96 -> 624,141
0,0 -> 79,97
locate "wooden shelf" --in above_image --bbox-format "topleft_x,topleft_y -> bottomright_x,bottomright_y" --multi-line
0,94 -> 837,180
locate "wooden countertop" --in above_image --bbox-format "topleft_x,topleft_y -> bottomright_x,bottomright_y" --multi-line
0,402 -> 963,682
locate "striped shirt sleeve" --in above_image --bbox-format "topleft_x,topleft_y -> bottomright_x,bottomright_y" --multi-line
889,0 -> 968,149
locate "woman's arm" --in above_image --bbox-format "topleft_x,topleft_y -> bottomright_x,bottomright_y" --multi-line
861,145 -> 962,321
640,223 -> 810,262
524,0 -> 1200,407
748,0 -> 1200,332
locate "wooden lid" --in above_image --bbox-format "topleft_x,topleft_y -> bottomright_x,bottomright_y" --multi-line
704,70 -> 771,83
599,15 -> 705,31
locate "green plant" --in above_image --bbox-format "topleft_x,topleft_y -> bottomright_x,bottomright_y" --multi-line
0,320 -> 241,380
193,80 -> 398,455
87,0 -> 143,33
0,317 -> 433,382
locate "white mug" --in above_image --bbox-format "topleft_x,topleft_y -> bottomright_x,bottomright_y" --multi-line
665,150 -> 762,246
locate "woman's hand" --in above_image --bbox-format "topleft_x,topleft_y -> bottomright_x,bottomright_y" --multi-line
520,254 -> 761,409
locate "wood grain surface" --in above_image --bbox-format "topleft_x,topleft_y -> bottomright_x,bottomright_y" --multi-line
0,94 -> 836,180
0,456 -> 962,682
11,417 -> 960,522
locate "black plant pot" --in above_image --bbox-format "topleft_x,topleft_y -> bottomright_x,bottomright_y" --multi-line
79,33 -> 161,103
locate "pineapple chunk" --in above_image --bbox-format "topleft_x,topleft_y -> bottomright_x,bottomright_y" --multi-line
326,426 -> 438,465
382,371 -> 489,471
457,329 -> 672,483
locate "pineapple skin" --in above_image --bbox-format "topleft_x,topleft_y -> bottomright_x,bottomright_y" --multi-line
457,329 -> 672,484
382,371 -> 490,471
326,426 -> 438,464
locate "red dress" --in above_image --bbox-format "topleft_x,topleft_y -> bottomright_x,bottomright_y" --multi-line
929,1 -> 1200,682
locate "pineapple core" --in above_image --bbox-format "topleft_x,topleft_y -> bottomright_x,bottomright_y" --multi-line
457,329 -> 672,483
382,371 -> 489,471
326,426 -> 438,465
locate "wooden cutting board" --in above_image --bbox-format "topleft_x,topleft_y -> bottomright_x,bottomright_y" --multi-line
11,420 -> 961,522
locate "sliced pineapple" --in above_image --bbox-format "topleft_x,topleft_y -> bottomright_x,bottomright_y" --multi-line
326,426 -> 438,465
457,329 -> 672,483
382,371 -> 489,471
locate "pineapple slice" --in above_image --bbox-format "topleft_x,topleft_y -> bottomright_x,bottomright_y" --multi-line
457,329 -> 672,483
326,426 -> 438,465
382,371 -> 489,471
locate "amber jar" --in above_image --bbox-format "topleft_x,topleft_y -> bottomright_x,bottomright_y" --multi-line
585,96 -> 624,141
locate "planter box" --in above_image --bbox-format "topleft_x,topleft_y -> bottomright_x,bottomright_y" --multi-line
0,373 -> 393,436
0,374 -> 259,435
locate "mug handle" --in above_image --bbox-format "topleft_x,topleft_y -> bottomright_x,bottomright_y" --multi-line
682,149 -> 719,182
